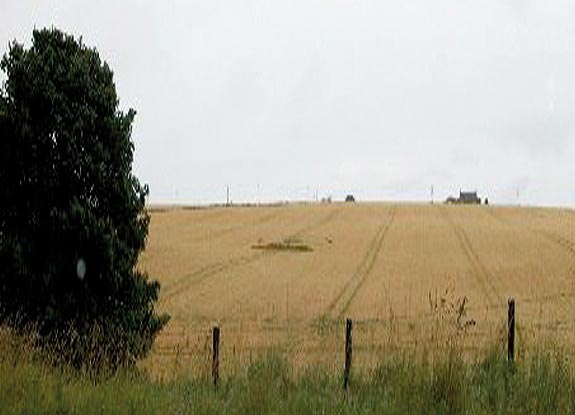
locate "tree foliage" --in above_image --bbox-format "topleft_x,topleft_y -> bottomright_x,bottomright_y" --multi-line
0,28 -> 168,370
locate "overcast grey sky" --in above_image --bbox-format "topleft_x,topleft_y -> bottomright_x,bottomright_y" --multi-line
2,0 -> 575,206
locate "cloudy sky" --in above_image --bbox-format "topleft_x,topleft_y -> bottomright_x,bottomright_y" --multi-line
2,0 -> 574,206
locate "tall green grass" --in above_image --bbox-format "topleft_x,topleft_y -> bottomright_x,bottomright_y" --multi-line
2,338 -> 575,415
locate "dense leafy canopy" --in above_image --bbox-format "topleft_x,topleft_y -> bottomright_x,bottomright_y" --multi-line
0,28 -> 168,369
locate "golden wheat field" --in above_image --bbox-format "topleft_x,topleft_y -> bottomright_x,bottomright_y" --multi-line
137,202 -> 575,378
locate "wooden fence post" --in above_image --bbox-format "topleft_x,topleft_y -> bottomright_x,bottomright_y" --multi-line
508,298 -> 515,364
212,325 -> 220,388
344,318 -> 353,390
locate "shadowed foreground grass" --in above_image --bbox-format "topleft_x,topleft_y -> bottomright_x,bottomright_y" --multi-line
2,343 -> 575,415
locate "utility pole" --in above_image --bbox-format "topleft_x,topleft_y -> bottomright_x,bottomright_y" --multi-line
430,185 -> 434,204
226,185 -> 230,206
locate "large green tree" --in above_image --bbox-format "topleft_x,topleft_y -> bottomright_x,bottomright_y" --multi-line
0,28 -> 168,369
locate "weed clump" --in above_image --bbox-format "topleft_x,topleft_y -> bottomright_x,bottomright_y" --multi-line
252,238 -> 313,253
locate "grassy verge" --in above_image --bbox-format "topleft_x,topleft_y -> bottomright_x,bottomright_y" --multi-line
2,342 -> 575,415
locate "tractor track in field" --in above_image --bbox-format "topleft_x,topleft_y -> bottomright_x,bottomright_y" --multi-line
484,208 -> 575,317
186,208 -> 289,244
319,206 -> 396,321
535,229 -> 575,257
486,208 -> 575,256
440,207 -> 502,308
159,207 -> 342,305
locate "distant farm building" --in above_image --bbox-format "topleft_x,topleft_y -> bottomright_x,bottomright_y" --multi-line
446,191 -> 481,205
459,191 -> 481,204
